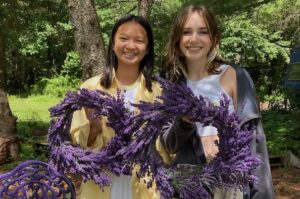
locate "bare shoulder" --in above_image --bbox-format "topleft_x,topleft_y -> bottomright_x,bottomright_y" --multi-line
220,65 -> 237,102
220,65 -> 237,87
222,65 -> 237,80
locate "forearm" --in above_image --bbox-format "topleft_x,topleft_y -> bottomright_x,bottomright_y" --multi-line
87,118 -> 102,147
85,108 -> 102,147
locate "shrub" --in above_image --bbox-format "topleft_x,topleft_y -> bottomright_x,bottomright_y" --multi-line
61,51 -> 81,77
30,75 -> 81,97
262,109 -> 300,156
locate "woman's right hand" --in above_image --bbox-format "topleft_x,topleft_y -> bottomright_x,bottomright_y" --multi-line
85,108 -> 102,147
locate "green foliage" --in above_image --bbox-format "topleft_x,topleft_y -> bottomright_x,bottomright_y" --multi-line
19,143 -> 48,162
61,51 -> 82,77
16,119 -> 47,141
3,0 -> 298,93
4,0 -> 74,92
151,0 -> 183,74
29,75 -> 80,97
19,22 -> 57,56
262,109 -> 300,155
221,15 -> 290,65
255,0 -> 300,46
183,0 -> 274,15
220,15 -> 290,98
284,89 -> 300,110
262,93 -> 287,110
16,119 -> 49,161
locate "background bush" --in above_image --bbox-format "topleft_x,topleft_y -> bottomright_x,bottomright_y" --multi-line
29,75 -> 81,97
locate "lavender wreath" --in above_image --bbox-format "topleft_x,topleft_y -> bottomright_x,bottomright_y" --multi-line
48,89 -> 133,188
48,77 -> 261,199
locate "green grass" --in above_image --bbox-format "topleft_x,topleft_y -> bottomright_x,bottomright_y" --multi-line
9,95 -> 62,122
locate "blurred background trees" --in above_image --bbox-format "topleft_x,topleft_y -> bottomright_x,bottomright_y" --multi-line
1,0 -> 298,94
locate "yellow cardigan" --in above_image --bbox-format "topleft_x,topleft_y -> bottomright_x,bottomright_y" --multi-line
70,73 -> 170,199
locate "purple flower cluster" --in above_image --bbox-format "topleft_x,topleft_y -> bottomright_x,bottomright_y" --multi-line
48,89 -> 132,188
117,77 -> 261,198
48,77 -> 260,199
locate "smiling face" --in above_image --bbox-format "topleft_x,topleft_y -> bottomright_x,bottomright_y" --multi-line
179,12 -> 213,64
113,21 -> 148,69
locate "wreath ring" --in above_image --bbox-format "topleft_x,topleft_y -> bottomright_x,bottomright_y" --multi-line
48,77 -> 260,199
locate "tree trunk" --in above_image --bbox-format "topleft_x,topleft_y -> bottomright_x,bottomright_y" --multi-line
138,0 -> 151,20
67,0 -> 106,81
0,31 -> 7,90
0,89 -> 19,163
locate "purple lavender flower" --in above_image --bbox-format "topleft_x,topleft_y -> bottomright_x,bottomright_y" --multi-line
48,77 -> 260,198
117,76 -> 261,198
48,88 -> 132,189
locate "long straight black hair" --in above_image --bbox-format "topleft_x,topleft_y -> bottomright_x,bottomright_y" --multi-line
100,14 -> 154,92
